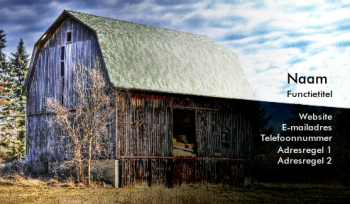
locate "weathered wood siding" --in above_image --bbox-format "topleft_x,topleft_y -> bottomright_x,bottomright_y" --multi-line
117,92 -> 252,187
116,94 -> 172,158
26,17 -> 110,162
116,92 -> 252,159
119,157 -> 246,188
26,114 -> 64,162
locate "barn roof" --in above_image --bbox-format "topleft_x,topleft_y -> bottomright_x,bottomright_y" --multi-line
25,10 -> 255,100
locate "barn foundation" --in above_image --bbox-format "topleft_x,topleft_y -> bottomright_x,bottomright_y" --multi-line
117,157 -> 247,188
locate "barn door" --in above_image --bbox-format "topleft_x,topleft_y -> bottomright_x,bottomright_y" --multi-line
172,109 -> 196,156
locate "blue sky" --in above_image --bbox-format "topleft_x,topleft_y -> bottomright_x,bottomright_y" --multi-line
1,0 -> 349,108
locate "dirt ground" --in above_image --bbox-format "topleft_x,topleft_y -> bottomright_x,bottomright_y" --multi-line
0,177 -> 349,204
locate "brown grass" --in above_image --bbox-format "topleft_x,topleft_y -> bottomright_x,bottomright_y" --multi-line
0,176 -> 349,204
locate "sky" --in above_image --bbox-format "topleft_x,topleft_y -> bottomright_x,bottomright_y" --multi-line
0,0 -> 349,108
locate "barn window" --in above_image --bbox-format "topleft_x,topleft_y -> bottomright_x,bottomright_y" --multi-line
66,31 -> 72,42
173,109 -> 196,156
61,46 -> 65,61
221,131 -> 229,143
61,61 -> 65,76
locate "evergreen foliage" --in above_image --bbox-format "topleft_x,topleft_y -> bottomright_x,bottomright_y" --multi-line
0,29 -> 18,157
7,38 -> 29,158
0,30 -> 14,136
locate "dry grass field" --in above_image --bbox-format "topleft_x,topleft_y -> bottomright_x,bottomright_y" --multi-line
0,176 -> 349,204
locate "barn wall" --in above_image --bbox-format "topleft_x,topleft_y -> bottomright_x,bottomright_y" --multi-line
116,93 -> 173,158
116,92 -> 252,187
116,92 -> 252,159
26,114 -> 65,163
118,158 -> 246,187
26,16 -> 102,115
26,17 -> 112,162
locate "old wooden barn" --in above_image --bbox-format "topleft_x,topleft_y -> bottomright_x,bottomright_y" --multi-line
23,10 -> 256,187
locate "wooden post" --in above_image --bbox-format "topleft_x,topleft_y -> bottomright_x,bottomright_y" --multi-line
148,159 -> 152,187
115,160 -> 120,188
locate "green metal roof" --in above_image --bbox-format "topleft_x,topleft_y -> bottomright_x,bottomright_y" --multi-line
45,10 -> 256,100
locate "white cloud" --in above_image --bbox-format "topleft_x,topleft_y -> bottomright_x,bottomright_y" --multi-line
2,0 -> 349,108
198,1 -> 350,108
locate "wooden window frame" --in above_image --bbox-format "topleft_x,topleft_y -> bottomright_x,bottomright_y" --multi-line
66,31 -> 72,43
221,131 -> 229,143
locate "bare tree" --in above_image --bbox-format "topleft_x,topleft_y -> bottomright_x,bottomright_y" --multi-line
46,63 -> 115,186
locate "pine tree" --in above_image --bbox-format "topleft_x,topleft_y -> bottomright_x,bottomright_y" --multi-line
8,38 -> 29,158
0,78 -> 17,134
0,29 -> 18,157
0,29 -> 11,134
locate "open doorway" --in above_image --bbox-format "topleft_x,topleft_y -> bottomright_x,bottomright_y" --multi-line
173,109 -> 196,156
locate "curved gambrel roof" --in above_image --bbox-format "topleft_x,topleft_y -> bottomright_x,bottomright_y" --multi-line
24,10 -> 255,100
